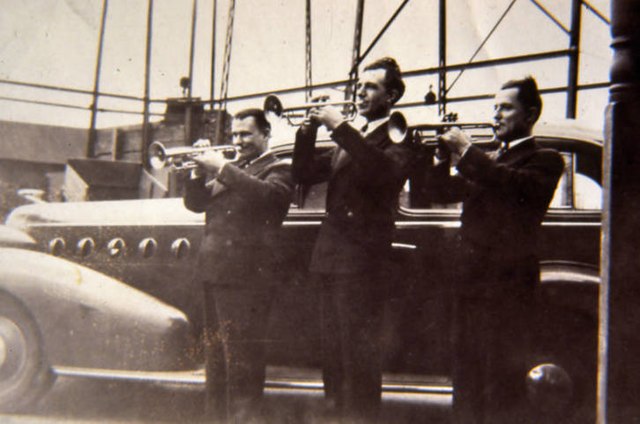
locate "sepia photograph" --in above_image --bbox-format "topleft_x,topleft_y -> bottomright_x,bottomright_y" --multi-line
0,0 -> 632,423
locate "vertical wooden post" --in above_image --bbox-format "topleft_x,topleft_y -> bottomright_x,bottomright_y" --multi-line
600,0 -> 640,422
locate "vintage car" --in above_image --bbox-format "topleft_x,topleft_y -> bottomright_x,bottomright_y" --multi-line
0,224 -> 198,412
3,119 -> 602,419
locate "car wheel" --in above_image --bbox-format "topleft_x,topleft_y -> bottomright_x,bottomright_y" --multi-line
0,291 -> 55,412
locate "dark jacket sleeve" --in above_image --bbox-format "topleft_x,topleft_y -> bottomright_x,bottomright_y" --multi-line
183,176 -> 210,213
217,161 -> 294,210
331,122 -> 415,186
184,162 -> 294,214
457,145 -> 564,201
292,125 -> 334,185
420,159 -> 471,204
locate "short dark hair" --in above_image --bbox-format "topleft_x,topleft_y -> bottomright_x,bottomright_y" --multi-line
234,108 -> 271,134
501,76 -> 542,123
363,57 -> 405,104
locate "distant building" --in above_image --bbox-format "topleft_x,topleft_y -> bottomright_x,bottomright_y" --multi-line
0,99 -> 232,219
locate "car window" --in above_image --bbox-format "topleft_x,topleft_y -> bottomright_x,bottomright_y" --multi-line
398,146 -> 602,212
550,151 -> 602,210
289,139 -> 603,213
293,182 -> 328,211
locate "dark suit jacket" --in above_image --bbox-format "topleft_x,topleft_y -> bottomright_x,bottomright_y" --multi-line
292,121 -> 416,274
428,137 -> 564,285
184,152 -> 294,285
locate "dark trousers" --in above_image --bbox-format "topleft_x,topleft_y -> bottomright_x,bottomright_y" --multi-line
202,282 -> 274,423
452,251 -> 537,424
317,273 -> 385,423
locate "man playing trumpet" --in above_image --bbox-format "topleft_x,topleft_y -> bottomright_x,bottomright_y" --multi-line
426,76 -> 564,423
183,108 -> 294,422
292,57 -> 416,423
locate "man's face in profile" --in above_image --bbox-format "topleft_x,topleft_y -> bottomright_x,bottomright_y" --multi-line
493,87 -> 533,143
231,117 -> 269,162
356,68 -> 392,121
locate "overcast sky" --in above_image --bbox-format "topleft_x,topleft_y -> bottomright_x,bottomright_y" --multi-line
0,0 -> 611,136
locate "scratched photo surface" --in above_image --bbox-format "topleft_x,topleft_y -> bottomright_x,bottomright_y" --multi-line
0,1 -> 610,423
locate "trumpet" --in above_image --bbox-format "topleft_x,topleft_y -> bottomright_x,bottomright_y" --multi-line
263,94 -> 358,126
388,111 -> 498,146
148,141 -> 240,170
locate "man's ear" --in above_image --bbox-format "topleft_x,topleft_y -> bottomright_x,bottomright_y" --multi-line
387,89 -> 400,105
527,107 -> 540,125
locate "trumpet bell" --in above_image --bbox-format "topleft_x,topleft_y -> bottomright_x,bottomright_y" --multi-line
388,111 -> 409,143
264,95 -> 284,117
387,111 -> 497,147
148,141 -> 168,170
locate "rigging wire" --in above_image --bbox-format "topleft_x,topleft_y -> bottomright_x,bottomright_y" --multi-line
445,0 -> 518,95
582,0 -> 610,25
529,0 -> 569,34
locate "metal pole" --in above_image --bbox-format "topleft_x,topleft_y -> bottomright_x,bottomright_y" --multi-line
188,0 -> 197,99
601,0 -> 640,422
87,0 -> 109,158
566,0 -> 582,118
346,0 -> 365,102
438,0 -> 447,116
215,0 -> 235,145
305,0 -> 313,102
141,0 -> 154,166
210,0 -> 217,107
350,0 -> 411,75
185,0 -> 198,145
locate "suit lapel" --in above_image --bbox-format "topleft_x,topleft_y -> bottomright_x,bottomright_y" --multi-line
366,122 -> 392,149
209,179 -> 227,197
332,123 -> 390,174
243,152 -> 278,176
497,137 -> 536,165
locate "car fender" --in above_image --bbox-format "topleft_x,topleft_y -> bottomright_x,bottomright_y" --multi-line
0,247 -> 198,372
531,260 -> 599,418
539,260 -> 600,318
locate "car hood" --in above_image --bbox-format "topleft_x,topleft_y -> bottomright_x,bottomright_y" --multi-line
6,198 -> 204,229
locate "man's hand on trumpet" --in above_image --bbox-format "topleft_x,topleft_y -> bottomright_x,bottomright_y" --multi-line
190,139 -> 228,176
307,105 -> 345,131
436,127 -> 472,165
301,94 -> 344,132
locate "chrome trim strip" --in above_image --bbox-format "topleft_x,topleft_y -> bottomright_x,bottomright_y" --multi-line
18,222 -> 203,228
392,242 -> 418,250
282,221 -> 322,226
52,366 -> 453,394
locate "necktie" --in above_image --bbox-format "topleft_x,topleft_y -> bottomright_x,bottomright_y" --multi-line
500,143 -> 508,156
488,144 -> 506,161
360,123 -> 369,135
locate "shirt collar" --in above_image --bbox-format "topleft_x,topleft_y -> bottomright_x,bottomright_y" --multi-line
362,116 -> 389,137
504,135 -> 533,150
239,149 -> 273,168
